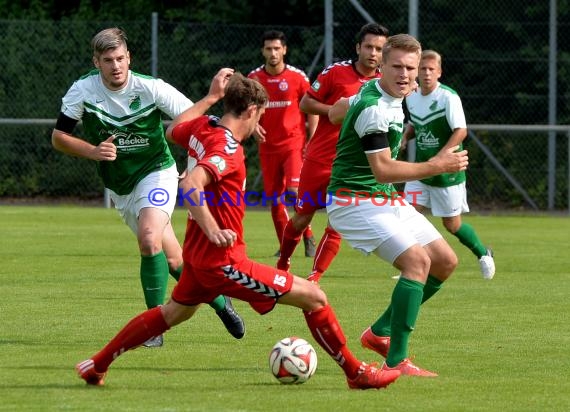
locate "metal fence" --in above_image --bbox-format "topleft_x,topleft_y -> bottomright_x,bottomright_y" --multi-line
1,0 -> 569,211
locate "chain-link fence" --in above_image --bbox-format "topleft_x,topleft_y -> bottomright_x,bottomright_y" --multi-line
1,0 -> 569,211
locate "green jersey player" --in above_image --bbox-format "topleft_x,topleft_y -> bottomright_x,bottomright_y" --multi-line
403,50 -> 495,280
327,34 -> 468,377
52,28 -> 244,346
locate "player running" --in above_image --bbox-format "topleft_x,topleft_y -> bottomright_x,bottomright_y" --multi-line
52,28 -> 244,346
277,23 -> 389,282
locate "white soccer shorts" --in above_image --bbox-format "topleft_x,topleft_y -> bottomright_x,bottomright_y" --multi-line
405,180 -> 469,217
327,196 -> 442,264
109,164 -> 179,235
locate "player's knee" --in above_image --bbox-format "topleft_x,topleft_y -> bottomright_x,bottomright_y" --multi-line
306,286 -> 328,311
443,221 -> 460,234
161,301 -> 195,327
444,250 -> 459,273
400,250 -> 431,279
418,253 -> 432,275
433,249 -> 458,278
138,235 -> 162,255
297,282 -> 328,312
442,216 -> 461,233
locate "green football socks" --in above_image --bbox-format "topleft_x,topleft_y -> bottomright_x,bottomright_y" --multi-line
385,277 -> 424,367
140,251 -> 169,309
454,222 -> 487,259
371,275 -> 443,340
421,274 -> 443,303
169,265 -> 182,281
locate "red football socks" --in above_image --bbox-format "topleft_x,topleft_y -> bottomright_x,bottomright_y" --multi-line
278,219 -> 303,268
312,226 -> 342,274
91,306 -> 170,372
271,204 -> 289,246
303,305 -> 361,378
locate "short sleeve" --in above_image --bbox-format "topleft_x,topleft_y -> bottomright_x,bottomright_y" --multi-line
307,67 -> 334,103
354,106 -> 390,138
446,93 -> 467,129
60,82 -> 85,120
153,78 -> 193,119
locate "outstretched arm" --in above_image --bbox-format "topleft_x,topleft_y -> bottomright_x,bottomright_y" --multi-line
166,68 -> 235,141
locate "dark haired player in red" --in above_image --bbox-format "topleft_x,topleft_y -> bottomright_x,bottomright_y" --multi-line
277,23 -> 389,282
75,70 -> 400,390
248,30 -> 318,257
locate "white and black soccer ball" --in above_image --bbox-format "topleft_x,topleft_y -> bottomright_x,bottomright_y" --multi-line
269,336 -> 318,384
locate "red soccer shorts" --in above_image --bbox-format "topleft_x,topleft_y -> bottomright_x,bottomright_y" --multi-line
295,157 -> 332,215
171,257 -> 294,315
260,149 -> 303,196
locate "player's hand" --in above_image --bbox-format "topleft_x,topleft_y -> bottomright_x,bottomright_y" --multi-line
328,97 -> 349,125
209,228 -> 238,247
253,123 -> 266,143
92,135 -> 117,161
208,68 -> 235,101
431,145 -> 468,172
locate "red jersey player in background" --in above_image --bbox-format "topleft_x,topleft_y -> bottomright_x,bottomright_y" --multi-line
248,31 -> 319,257
75,71 -> 400,390
277,23 -> 389,282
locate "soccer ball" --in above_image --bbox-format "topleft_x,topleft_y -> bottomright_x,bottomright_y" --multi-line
269,337 -> 318,384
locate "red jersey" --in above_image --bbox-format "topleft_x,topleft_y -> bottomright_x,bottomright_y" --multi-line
303,60 -> 381,166
171,115 -> 247,269
248,65 -> 310,155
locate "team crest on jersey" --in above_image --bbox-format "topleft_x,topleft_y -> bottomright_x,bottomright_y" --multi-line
279,79 -> 289,91
129,95 -> 141,111
429,100 -> 438,111
209,155 -> 227,173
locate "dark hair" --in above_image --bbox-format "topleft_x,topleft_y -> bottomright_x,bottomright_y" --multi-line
261,30 -> 287,47
223,73 -> 268,116
356,23 -> 389,44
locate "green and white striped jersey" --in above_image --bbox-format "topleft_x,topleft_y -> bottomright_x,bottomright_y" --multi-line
327,79 -> 405,198
60,69 -> 192,194
406,82 -> 466,187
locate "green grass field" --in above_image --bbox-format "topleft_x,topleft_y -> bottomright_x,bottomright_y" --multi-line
1,205 -> 569,411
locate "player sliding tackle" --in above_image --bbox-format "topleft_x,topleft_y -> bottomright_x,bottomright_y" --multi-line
76,70 -> 401,390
